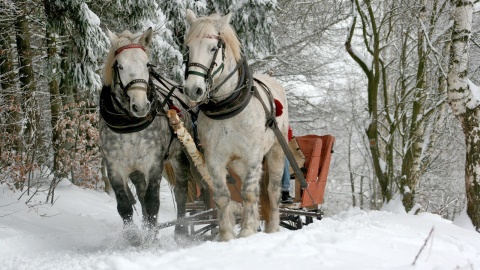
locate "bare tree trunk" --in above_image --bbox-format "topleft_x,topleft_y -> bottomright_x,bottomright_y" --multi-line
14,1 -> 38,189
401,1 -> 428,211
345,0 -> 390,202
447,0 -> 480,232
347,125 -> 357,207
59,41 -> 76,108
45,16 -> 63,178
0,7 -> 22,152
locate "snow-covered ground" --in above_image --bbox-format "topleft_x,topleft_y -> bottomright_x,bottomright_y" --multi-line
1,180 -> 479,270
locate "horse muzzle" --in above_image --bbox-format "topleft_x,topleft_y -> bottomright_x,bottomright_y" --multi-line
184,83 -> 207,103
128,89 -> 151,118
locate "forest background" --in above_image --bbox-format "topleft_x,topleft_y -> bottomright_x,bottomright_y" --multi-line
1,0 -> 479,231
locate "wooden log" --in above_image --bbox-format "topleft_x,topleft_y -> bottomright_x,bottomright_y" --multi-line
166,109 -> 214,190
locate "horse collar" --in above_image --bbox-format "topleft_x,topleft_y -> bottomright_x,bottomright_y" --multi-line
99,84 -> 158,133
199,59 -> 254,120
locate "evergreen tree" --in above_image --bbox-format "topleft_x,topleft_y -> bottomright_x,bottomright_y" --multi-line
158,1 -> 208,80
45,0 -> 108,98
143,6 -> 185,81
212,0 -> 277,60
161,0 -> 277,72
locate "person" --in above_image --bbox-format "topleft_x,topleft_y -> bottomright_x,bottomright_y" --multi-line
281,126 -> 294,204
281,158 -> 294,204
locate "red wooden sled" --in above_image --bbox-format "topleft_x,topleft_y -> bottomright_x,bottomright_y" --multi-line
294,134 -> 335,208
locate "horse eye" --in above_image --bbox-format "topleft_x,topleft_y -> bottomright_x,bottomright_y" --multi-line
118,64 -> 124,70
210,47 -> 218,53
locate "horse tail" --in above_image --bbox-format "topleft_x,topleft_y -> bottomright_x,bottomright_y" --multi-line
164,161 -> 197,203
259,159 -> 271,223
187,177 -> 197,203
163,161 -> 176,187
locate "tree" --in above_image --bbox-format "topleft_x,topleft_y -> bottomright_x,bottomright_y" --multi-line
0,1 -> 22,152
214,0 -> 277,60
345,0 -> 452,210
446,0 -> 480,231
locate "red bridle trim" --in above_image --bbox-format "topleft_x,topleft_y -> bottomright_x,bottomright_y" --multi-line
115,44 -> 146,56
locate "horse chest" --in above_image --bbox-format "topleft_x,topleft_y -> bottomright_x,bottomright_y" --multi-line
100,121 -> 165,167
198,115 -> 274,154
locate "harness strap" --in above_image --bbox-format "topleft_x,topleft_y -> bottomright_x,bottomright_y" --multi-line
252,81 -> 309,190
210,59 -> 244,97
199,59 -> 253,119
149,68 -> 196,120
115,44 -> 145,55
185,38 -> 225,89
188,70 -> 208,78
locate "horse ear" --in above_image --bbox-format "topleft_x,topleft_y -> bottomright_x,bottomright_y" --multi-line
140,27 -> 153,47
215,12 -> 233,32
186,9 -> 197,25
107,29 -> 118,43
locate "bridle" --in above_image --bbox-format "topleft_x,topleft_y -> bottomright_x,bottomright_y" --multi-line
184,35 -> 226,97
112,44 -> 151,100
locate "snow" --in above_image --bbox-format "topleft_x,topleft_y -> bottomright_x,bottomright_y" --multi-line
1,180 -> 480,270
83,3 -> 101,26
467,79 -> 480,110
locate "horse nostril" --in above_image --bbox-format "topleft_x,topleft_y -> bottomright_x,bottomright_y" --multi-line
132,104 -> 139,112
195,87 -> 203,96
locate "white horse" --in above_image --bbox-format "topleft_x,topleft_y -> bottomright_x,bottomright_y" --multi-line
183,10 -> 289,241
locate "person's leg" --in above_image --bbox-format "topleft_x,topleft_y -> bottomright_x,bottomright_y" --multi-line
281,158 -> 293,204
281,158 -> 290,192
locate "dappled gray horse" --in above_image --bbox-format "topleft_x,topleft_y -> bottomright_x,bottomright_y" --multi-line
99,28 -> 191,245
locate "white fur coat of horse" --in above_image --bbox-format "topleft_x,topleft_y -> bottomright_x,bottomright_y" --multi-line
183,10 -> 289,241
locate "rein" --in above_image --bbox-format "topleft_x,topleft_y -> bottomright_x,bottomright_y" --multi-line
251,79 -> 312,197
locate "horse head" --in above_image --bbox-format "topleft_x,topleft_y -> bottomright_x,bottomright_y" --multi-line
184,10 -> 242,104
104,28 -> 153,118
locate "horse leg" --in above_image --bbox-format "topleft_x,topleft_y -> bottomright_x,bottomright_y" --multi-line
144,161 -> 163,230
107,169 -> 134,224
129,171 -> 147,218
264,144 -> 283,233
238,161 -> 262,238
171,154 -> 190,236
107,167 -> 142,246
209,166 -> 235,241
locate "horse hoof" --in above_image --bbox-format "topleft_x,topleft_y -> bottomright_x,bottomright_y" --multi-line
174,233 -> 192,247
264,223 -> 280,233
238,228 -> 256,238
142,228 -> 157,244
219,232 -> 235,242
174,224 -> 189,236
123,225 -> 143,246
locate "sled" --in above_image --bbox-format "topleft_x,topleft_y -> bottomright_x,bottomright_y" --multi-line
157,133 -> 335,235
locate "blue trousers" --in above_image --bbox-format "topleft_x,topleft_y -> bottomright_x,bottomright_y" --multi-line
282,158 -> 290,192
